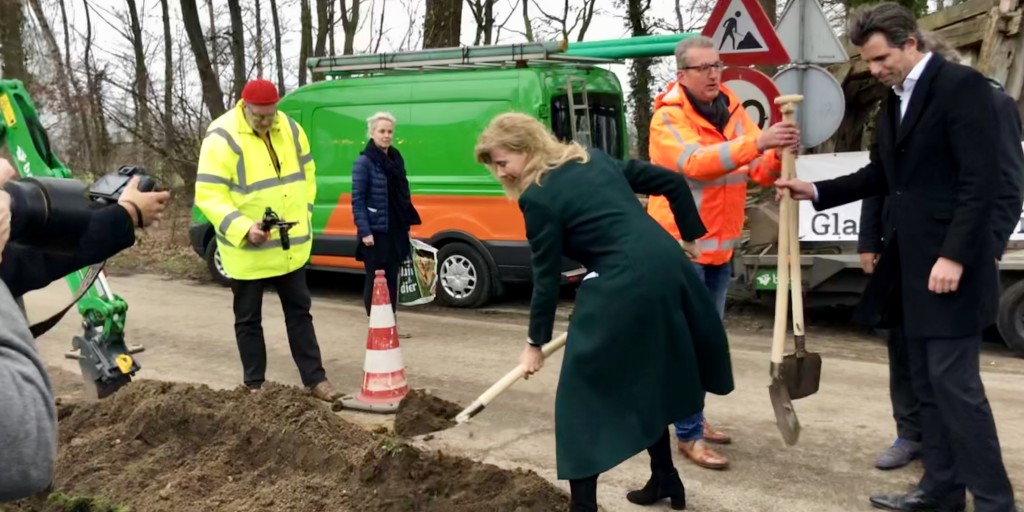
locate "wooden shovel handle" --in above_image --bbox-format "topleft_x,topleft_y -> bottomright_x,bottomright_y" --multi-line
771,180 -> 791,365
455,332 -> 568,423
780,100 -> 806,338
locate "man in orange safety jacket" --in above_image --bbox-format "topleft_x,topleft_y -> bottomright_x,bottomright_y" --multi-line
647,35 -> 800,471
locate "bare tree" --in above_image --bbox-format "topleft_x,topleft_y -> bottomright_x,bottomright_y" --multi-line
82,0 -> 111,168
124,0 -> 152,140
26,0 -> 77,126
339,0 -> 361,55
467,0 -> 496,45
254,0 -> 264,77
521,0 -> 534,42
227,0 -> 246,102
423,0 -> 462,48
0,0 -> 32,89
181,0 -> 226,119
206,0 -> 219,80
299,0 -> 311,86
619,0 -> 654,159
162,0 -> 173,157
532,0 -> 596,42
270,0 -> 285,95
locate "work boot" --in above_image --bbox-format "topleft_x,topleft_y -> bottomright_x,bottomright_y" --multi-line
310,379 -> 342,402
626,469 -> 686,510
874,438 -> 920,470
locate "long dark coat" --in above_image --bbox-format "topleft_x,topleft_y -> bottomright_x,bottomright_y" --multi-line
816,54 -> 1001,339
520,149 -> 734,480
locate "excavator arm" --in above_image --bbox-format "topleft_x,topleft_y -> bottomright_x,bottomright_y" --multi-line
0,79 -> 142,399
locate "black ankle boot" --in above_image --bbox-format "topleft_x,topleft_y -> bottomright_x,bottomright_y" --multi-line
626,470 -> 686,510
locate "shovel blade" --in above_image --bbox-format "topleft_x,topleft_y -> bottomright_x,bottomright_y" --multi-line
782,352 -> 822,400
769,377 -> 801,446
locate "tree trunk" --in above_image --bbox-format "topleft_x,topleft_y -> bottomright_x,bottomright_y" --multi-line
82,0 -> 110,168
59,0 -> 72,74
255,0 -> 264,77
161,0 -> 174,158
576,0 -> 596,41
0,0 -> 31,89
270,0 -> 285,96
313,0 -> 330,81
206,0 -> 219,80
126,0 -> 152,141
423,0 -> 462,49
760,0 -> 777,24
181,0 -> 227,119
299,0 -> 312,86
625,0 -> 653,159
521,0 -> 534,43
340,0 -> 360,55
26,0 -> 75,115
227,0 -> 246,103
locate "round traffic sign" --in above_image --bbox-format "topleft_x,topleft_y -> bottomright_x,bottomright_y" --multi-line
772,64 -> 845,148
721,67 -> 781,131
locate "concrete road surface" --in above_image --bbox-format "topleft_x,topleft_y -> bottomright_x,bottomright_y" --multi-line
23,273 -> 1024,512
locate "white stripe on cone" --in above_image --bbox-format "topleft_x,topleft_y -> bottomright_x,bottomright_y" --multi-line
369,304 -> 396,329
362,348 -> 405,374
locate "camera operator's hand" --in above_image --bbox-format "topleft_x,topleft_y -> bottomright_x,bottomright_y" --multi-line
247,223 -> 269,246
0,159 -> 15,261
117,176 -> 170,228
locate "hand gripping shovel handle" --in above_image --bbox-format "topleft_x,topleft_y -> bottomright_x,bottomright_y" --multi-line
455,332 -> 568,424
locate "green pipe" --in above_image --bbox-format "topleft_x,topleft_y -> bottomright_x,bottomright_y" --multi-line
566,33 -> 697,51
562,40 -> 687,60
307,40 -> 568,71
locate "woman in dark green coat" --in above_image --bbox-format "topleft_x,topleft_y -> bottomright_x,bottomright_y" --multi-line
474,113 -> 735,511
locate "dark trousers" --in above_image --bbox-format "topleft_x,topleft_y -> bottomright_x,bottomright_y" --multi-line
886,327 -> 922,442
231,268 -> 327,388
568,429 -> 674,512
362,258 -> 399,316
907,334 -> 1015,511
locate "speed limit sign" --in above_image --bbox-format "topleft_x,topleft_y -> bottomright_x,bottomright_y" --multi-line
721,67 -> 781,130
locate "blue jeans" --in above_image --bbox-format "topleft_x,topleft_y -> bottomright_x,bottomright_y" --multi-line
675,261 -> 731,441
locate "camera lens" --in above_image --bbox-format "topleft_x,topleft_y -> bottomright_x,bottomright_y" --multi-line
4,177 -> 92,254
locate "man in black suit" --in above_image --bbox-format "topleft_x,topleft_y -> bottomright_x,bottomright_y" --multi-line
777,3 -> 1016,511
859,30 -> 1024,472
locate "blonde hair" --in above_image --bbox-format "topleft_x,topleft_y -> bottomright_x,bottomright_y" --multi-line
474,112 -> 589,198
367,111 -> 397,138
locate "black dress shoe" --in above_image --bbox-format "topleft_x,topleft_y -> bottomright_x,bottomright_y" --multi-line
869,488 -> 965,512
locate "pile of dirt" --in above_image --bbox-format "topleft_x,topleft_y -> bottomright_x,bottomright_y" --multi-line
394,388 -> 462,437
8,380 -> 567,512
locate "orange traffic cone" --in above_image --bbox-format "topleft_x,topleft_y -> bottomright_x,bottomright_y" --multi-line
339,270 -> 408,413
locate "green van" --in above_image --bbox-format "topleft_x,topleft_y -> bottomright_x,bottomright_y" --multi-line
189,44 -> 629,307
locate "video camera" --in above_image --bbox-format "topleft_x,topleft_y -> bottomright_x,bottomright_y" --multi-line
4,165 -> 157,254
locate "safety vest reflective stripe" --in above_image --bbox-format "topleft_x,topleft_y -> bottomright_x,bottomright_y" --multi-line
696,237 -> 739,251
208,128 -> 247,185
216,233 -> 313,250
196,125 -> 307,194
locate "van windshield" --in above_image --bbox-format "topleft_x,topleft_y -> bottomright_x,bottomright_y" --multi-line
550,93 -> 624,159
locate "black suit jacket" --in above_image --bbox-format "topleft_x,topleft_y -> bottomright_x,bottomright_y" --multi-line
859,80 -> 1024,259
816,54 -> 1000,339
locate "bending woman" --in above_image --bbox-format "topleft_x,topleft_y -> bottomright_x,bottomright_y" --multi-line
474,113 -> 734,512
351,112 -> 422,325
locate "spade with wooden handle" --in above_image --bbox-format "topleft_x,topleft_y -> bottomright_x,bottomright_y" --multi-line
768,94 -> 804,446
455,332 -> 568,424
775,95 -> 823,401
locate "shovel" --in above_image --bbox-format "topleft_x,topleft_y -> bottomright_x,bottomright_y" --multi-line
455,332 -> 568,424
767,94 -> 804,446
776,95 -> 823,401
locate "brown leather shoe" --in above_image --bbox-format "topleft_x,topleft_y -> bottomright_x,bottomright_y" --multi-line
702,419 -> 732,444
310,379 -> 342,402
678,440 -> 729,470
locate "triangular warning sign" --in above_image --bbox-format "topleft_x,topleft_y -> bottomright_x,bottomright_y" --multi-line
702,0 -> 790,66
775,0 -> 849,63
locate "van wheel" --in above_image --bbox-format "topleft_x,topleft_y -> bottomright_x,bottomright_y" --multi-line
205,239 -> 233,287
996,278 -> 1024,356
436,242 -> 492,308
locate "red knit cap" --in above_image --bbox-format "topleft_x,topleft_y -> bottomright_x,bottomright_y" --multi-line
241,79 -> 279,106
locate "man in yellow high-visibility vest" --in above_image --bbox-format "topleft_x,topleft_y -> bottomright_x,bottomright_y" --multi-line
194,79 -> 340,402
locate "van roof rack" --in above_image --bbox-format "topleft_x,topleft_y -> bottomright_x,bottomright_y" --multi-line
307,40 -> 622,77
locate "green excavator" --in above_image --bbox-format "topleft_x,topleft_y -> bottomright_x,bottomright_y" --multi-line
0,78 -> 144,399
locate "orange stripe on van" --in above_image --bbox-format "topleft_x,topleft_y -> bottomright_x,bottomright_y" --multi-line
309,255 -> 362,268
324,194 -> 527,240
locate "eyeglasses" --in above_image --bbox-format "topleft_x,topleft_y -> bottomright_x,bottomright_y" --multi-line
683,61 -> 724,74
244,106 -> 276,123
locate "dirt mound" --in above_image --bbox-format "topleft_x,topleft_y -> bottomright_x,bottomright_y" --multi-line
12,380 -> 567,512
394,388 -> 462,437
